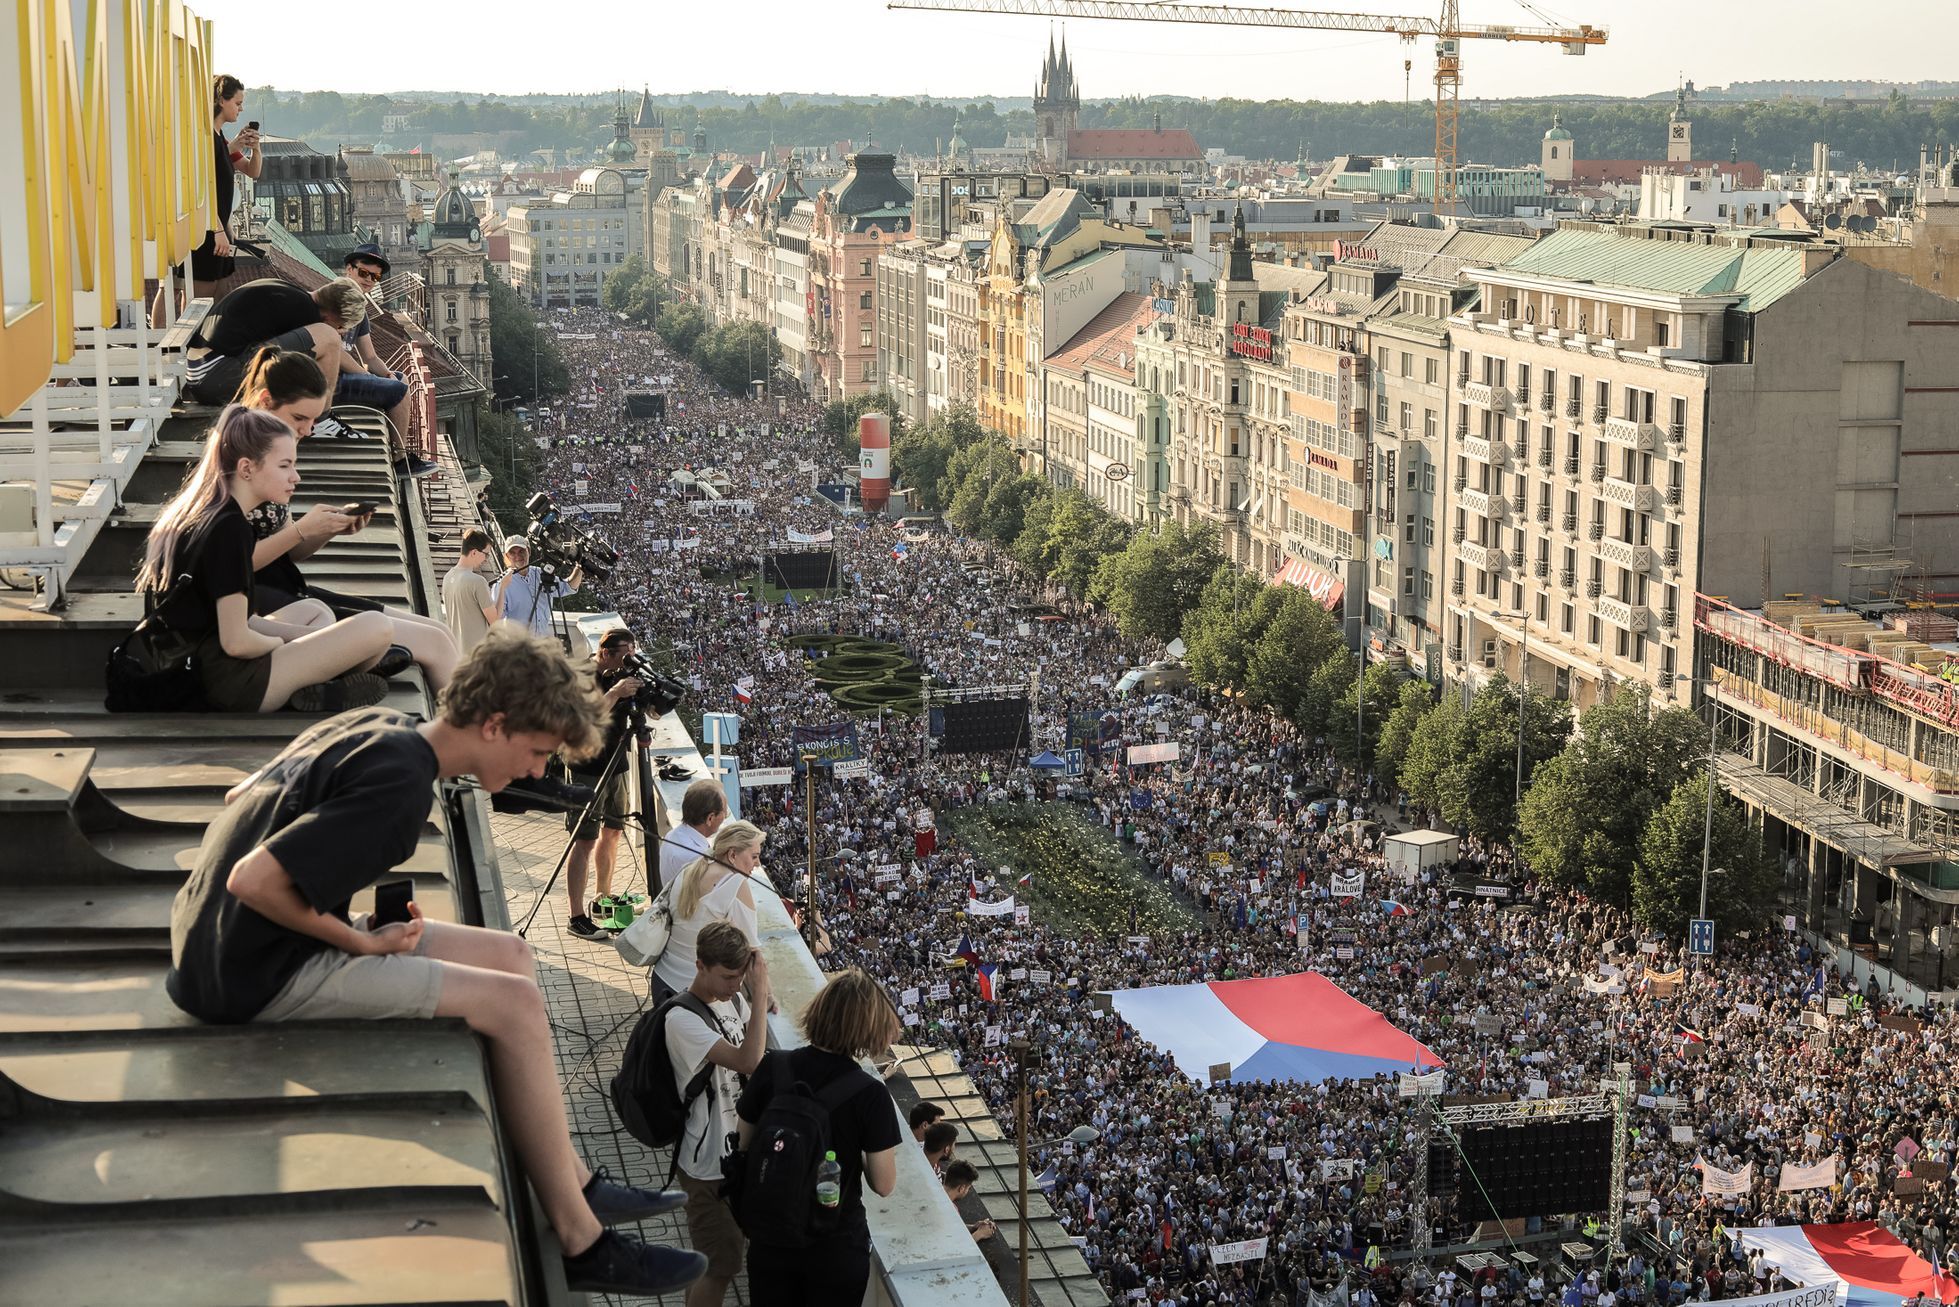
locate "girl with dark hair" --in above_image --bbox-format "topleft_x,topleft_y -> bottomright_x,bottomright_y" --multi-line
154,73 -> 262,324
137,405 -> 393,713
233,348 -> 462,690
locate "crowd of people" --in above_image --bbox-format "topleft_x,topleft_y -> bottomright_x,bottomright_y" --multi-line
505,310 -> 1959,1307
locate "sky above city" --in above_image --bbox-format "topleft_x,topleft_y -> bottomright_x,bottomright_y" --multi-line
202,0 -> 1955,103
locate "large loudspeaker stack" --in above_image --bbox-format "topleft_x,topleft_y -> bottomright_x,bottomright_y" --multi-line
764,551 -> 839,590
625,392 -> 666,421
934,697 -> 1032,755
1429,1118 -> 1612,1220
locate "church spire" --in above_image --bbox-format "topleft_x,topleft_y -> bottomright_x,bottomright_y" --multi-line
1229,202 -> 1253,282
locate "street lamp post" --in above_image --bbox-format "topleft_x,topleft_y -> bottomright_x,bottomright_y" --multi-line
1699,680 -> 1718,926
1008,1049 -> 1097,1307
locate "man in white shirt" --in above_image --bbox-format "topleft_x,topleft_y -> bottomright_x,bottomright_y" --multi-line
440,529 -> 499,654
664,920 -> 770,1307
661,779 -> 727,889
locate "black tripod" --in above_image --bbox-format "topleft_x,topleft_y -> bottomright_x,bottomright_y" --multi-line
514,730 -> 635,939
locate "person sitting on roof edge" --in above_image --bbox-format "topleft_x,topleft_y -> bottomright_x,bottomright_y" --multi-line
163,626 -> 708,1298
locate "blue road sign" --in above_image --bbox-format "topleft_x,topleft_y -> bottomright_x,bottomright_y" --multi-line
1688,917 -> 1715,956
1063,747 -> 1085,778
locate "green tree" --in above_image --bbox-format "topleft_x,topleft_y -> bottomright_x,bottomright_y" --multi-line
1398,693 -> 1466,817
1634,772 -> 1775,935
892,405 -> 982,512
1088,521 -> 1224,645
487,274 -> 569,405
1375,679 -> 1435,787
1181,565 -> 1267,690
656,301 -> 707,358
1517,688 -> 1707,905
1436,676 -> 1572,845
820,389 -> 906,455
1042,490 -> 1133,597
474,404 -> 540,526
1244,589 -> 1344,723
691,321 -> 778,395
1328,661 -> 1406,766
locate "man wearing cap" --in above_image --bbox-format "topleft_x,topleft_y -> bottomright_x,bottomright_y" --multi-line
496,538 -> 583,642
327,243 -> 436,478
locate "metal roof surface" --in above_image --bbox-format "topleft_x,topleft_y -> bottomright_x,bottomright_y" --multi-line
1498,228 -> 1810,312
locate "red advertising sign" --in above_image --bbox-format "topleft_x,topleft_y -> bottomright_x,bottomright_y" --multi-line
1230,322 -> 1275,363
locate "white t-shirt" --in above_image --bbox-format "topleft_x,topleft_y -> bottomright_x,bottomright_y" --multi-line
664,990 -> 749,1181
661,822 -> 713,887
654,869 -> 764,993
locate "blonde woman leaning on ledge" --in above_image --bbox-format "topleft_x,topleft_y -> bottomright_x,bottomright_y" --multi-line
137,407 -> 393,713
652,820 -> 767,1001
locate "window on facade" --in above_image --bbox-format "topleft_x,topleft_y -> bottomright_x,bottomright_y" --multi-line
860,259 -> 872,276
859,292 -> 872,310
862,360 -> 876,382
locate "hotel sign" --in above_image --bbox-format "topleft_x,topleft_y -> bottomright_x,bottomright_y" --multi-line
1335,240 -> 1381,263
1230,322 -> 1275,362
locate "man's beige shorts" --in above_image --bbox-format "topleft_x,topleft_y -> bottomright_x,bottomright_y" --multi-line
680,1171 -> 745,1279
253,914 -> 445,1022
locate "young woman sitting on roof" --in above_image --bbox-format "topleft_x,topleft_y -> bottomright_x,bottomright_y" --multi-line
232,347 -> 461,690
137,406 -> 394,713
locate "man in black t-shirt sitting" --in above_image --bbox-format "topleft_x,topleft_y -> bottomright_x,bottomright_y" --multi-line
165,627 -> 708,1297
566,628 -> 649,940
185,276 -> 369,407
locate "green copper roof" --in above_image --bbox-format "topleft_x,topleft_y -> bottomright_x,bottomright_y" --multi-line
1499,228 -> 1811,313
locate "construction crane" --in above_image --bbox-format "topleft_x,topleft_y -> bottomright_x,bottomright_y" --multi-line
886,0 -> 1607,214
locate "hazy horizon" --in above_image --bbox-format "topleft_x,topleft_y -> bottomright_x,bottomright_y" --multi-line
198,0 -> 1957,105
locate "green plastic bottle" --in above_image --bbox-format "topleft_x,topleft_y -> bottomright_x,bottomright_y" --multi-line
815,1150 -> 842,1208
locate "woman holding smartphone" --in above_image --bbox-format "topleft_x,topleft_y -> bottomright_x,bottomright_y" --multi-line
235,347 -> 462,690
138,406 -> 394,713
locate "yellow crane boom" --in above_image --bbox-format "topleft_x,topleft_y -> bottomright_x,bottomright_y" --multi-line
887,0 -> 1608,213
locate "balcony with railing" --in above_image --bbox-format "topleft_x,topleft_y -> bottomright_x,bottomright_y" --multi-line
1458,486 -> 1507,520
1462,381 -> 1513,414
1603,477 -> 1656,512
1601,416 -> 1659,453
1600,538 -> 1653,573
1461,434 -> 1509,466
1458,539 -> 1507,574
1598,594 -> 1652,633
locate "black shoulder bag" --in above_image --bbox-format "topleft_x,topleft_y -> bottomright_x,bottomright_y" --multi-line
104,521 -> 213,712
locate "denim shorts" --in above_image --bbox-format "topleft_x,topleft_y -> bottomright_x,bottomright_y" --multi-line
334,369 -> 408,409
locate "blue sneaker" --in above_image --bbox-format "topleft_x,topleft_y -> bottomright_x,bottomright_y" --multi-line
583,1166 -> 688,1224
562,1229 -> 707,1295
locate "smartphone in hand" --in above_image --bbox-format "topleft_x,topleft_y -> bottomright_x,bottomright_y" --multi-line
372,879 -> 414,926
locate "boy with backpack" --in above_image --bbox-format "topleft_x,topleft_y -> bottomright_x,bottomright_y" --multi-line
732,969 -> 902,1306
612,920 -> 770,1307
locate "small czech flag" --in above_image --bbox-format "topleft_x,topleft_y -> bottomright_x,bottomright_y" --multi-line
733,676 -> 754,705
1673,1021 -> 1706,1044
1380,900 -> 1410,918
976,962 -> 999,1003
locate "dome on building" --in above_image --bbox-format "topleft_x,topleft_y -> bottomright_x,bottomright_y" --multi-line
603,133 -> 638,164
1544,113 -> 1572,143
431,172 -> 476,238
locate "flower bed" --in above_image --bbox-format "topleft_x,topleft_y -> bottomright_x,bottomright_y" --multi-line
792,634 -> 925,717
940,801 -> 1200,938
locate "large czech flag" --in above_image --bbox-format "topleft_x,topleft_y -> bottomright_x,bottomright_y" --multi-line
1739,1223 -> 1957,1307
1105,971 -> 1442,1086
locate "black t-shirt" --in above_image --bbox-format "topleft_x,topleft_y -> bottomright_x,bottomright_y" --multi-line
196,279 -> 321,359
151,499 -> 255,637
166,708 -> 439,1023
736,1047 -> 901,1241
576,664 -> 644,775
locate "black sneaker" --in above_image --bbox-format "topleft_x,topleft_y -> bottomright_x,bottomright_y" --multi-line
582,1166 -> 688,1223
372,644 -> 415,679
393,455 -> 439,478
313,415 -> 360,439
590,896 -> 614,922
286,671 -> 389,714
562,1230 -> 706,1296
567,914 -> 606,941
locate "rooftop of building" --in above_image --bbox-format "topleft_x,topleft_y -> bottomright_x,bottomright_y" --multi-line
1066,128 -> 1203,161
1569,159 -> 1767,189
1045,290 -> 1156,372
1490,222 -> 1814,311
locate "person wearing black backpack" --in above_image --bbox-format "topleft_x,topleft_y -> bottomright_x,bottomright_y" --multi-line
733,968 -> 902,1305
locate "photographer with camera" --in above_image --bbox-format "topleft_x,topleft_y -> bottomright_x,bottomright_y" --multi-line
495,538 -> 580,641
566,628 -> 650,942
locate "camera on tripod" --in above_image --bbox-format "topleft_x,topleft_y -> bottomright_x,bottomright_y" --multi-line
523,491 -> 621,584
621,649 -> 687,717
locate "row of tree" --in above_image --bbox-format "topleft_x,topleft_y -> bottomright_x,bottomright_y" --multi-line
262,83 -> 1959,177
601,256 -> 780,395
892,407 -> 1774,933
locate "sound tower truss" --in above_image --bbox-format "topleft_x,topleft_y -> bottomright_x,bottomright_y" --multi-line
1411,1076 -> 1629,1263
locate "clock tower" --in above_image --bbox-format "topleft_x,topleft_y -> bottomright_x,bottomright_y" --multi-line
1666,86 -> 1692,163
421,171 -> 492,389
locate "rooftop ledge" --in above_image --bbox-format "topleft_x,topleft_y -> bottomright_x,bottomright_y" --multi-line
646,709 -> 1012,1307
